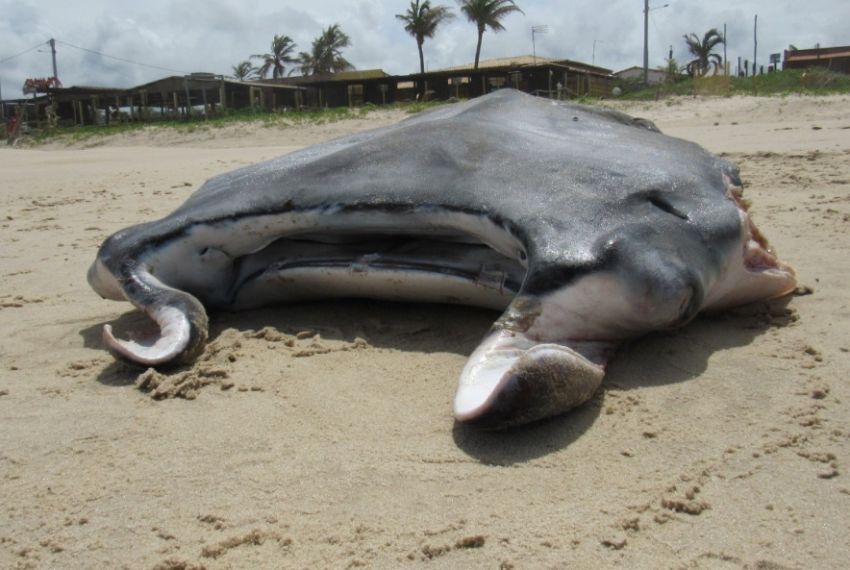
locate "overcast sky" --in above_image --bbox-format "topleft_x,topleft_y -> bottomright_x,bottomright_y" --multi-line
1,0 -> 847,96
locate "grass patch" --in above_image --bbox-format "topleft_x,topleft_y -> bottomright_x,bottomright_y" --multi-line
616,68 -> 850,100
394,99 -> 453,114
26,103 -> 432,145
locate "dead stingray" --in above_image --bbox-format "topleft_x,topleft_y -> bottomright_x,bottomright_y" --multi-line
88,89 -> 796,428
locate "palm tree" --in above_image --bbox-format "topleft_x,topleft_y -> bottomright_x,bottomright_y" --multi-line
298,24 -> 355,75
231,60 -> 256,81
396,0 -> 455,75
459,0 -> 524,70
251,34 -> 298,79
659,56 -> 681,84
683,28 -> 725,77
297,50 -> 318,76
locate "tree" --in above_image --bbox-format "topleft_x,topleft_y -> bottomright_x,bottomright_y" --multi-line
458,0 -> 523,70
298,24 -> 355,75
231,60 -> 256,81
683,28 -> 725,77
251,34 -> 298,79
659,56 -> 681,84
396,0 -> 455,75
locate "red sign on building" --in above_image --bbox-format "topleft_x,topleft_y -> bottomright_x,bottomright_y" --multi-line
22,77 -> 62,95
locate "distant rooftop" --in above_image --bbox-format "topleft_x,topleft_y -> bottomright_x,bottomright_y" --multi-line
434,55 -> 611,76
785,45 -> 850,62
277,69 -> 390,84
438,55 -> 558,71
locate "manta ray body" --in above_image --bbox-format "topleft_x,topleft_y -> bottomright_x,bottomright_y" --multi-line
88,90 -> 796,427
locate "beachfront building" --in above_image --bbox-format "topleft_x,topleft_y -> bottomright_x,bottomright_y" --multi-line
614,65 -> 667,85
263,55 -> 613,106
783,45 -> 850,74
2,74 -> 310,129
2,55 -> 613,132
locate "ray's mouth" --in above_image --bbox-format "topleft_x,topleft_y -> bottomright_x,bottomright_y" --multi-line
727,186 -> 791,274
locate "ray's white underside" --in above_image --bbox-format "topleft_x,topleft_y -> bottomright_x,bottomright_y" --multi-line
91,201 -> 795,424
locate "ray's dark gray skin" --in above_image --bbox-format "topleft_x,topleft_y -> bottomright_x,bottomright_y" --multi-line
89,89 -> 795,428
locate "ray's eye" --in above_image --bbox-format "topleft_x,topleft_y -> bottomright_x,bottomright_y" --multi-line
648,194 -> 689,221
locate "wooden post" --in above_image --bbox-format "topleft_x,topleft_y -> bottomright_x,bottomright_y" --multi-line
183,79 -> 191,119
219,79 -> 226,112
173,92 -> 179,119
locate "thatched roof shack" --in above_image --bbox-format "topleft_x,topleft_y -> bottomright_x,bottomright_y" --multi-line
48,85 -> 125,126
2,86 -> 124,128
267,69 -> 394,108
2,55 -> 613,130
4,74 -> 311,127
127,74 -> 309,119
414,55 -> 614,100
268,56 -> 614,108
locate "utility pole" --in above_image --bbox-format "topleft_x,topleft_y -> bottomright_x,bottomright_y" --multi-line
643,0 -> 649,84
753,15 -> 758,76
49,38 -> 58,81
643,2 -> 669,84
723,23 -> 728,75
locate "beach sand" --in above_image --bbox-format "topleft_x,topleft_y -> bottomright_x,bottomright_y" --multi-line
1,95 -> 848,569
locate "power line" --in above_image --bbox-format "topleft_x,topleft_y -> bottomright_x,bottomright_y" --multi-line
0,41 -> 49,65
55,39 -> 190,74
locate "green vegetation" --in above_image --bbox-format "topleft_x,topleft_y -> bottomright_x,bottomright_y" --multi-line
395,99 -> 450,114
682,28 -> 724,77
231,26 -> 353,80
616,68 -> 850,100
459,0 -> 524,70
396,0 -> 455,77
297,24 -> 354,76
23,101 -> 450,146
251,35 -> 298,79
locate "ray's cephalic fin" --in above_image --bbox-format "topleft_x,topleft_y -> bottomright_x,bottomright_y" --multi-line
94,261 -> 209,367
453,294 -> 611,429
